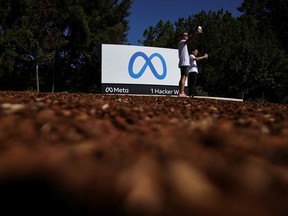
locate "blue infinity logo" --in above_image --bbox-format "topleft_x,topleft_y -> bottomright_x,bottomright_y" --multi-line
128,52 -> 167,80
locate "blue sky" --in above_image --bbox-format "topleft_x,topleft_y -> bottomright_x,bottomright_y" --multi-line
127,0 -> 244,45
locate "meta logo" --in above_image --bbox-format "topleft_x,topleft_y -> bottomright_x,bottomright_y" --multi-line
105,87 -> 129,94
128,52 -> 167,80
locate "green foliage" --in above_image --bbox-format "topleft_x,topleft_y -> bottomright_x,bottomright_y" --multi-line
140,20 -> 177,48
0,0 -> 132,92
52,0 -> 132,92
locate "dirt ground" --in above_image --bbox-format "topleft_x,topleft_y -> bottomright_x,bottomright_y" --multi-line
1,91 -> 288,216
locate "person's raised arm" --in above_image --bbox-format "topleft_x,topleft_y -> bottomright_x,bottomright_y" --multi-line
195,53 -> 208,61
185,26 -> 203,44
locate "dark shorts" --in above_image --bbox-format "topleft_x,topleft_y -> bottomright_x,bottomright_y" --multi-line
180,66 -> 189,76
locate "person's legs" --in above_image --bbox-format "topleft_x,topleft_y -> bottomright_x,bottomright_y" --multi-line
190,72 -> 198,97
179,75 -> 187,96
179,66 -> 189,97
188,73 -> 193,96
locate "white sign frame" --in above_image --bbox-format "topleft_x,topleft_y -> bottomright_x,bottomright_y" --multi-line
101,44 -> 185,96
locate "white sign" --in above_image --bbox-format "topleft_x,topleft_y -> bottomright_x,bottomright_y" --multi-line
101,44 -> 183,95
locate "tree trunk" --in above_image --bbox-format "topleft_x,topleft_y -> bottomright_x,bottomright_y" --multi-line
52,69 -> 55,93
36,64 -> 39,92
51,60 -> 55,93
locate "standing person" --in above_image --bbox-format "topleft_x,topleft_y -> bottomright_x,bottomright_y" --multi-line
188,49 -> 208,97
178,28 -> 202,97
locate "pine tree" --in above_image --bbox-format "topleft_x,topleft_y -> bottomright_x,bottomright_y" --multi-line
0,0 -> 133,92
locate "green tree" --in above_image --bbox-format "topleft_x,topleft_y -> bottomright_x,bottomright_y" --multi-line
140,20 -> 177,48
0,0 -> 132,92
16,0 -> 63,92
238,0 -> 288,52
0,0 -> 31,89
238,0 -> 288,102
53,0 -> 132,92
0,0 -> 64,91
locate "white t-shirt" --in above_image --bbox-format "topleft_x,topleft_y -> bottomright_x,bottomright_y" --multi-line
178,40 -> 190,67
189,54 -> 198,73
